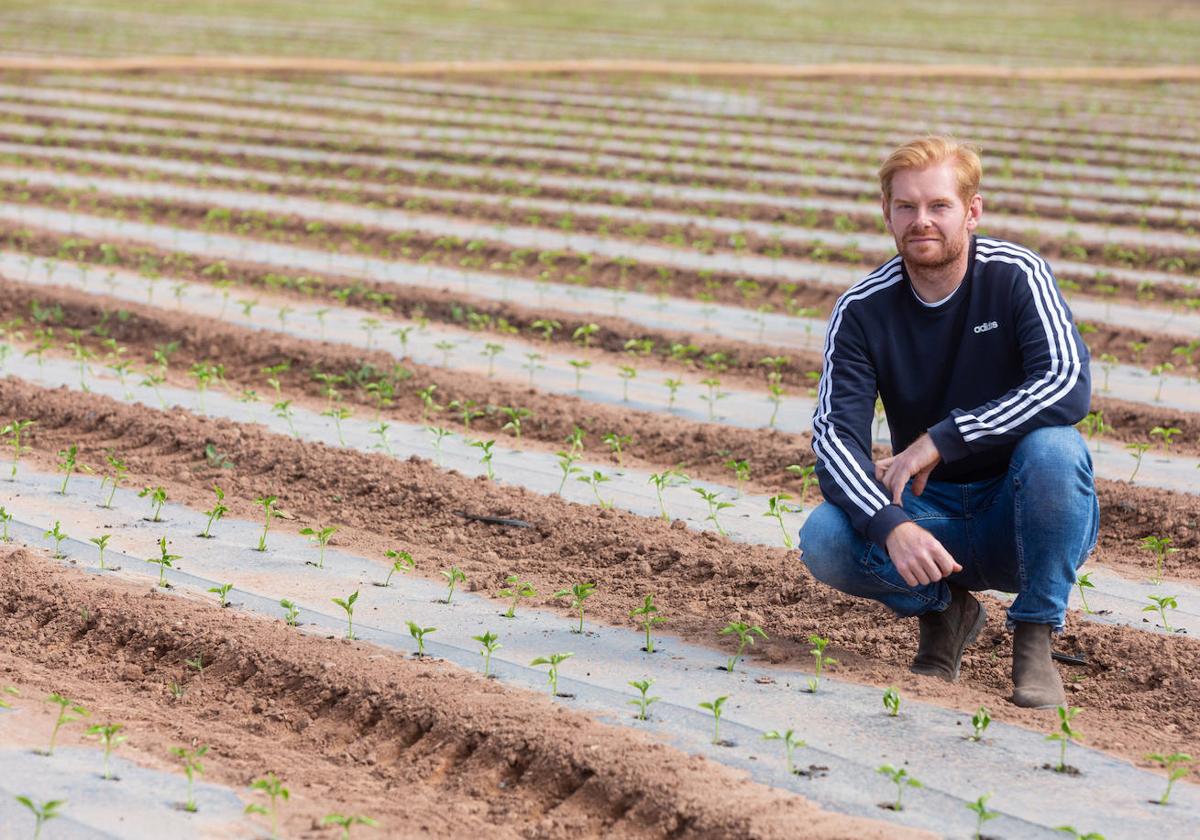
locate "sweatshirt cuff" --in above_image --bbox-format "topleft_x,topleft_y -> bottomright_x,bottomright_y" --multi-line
928,415 -> 970,464
867,504 -> 911,547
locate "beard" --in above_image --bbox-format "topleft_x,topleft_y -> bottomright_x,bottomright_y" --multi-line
897,228 -> 968,271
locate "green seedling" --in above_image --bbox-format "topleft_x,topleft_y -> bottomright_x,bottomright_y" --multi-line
0,685 -> 19,709
762,729 -> 806,775
720,621 -> 767,673
470,438 -> 496,480
1140,535 -> 1177,585
500,406 -> 532,440
1075,572 -> 1096,613
577,469 -> 613,508
764,493 -> 801,548
138,485 -> 167,522
498,575 -> 537,618
806,634 -> 835,693
1047,704 -> 1082,772
883,686 -> 901,717
272,400 -> 298,436
322,405 -> 353,446
969,706 -> 992,742
86,722 -> 126,780
244,772 -> 289,839
1144,594 -> 1179,632
663,377 -> 684,410
3,418 -> 35,480
1126,441 -> 1150,483
786,463 -> 818,506
1150,425 -> 1181,451
208,582 -> 233,608
370,421 -> 393,455
15,795 -> 65,840
186,656 -> 204,676
100,451 -> 128,507
57,444 -> 87,495
603,432 -> 632,466
617,365 -> 637,401
555,449 -> 584,495
254,495 -> 278,551
381,549 -> 414,586
408,621 -> 436,657
280,599 -> 300,626
724,458 -> 750,497
1055,827 -> 1105,840
473,630 -> 501,676
441,565 -> 466,603
531,652 -> 573,697
200,484 -> 228,538
1,506 -> 12,542
332,591 -> 359,640
692,487 -> 735,536
648,468 -> 690,521
44,520 -> 68,559
170,744 -> 208,812
699,695 -> 728,745
43,692 -> 89,755
628,679 -> 660,721
300,524 -> 338,569
321,813 -> 377,839
147,536 -> 180,588
522,351 -> 545,387
481,342 -> 504,377
631,594 -> 666,653
877,764 -> 921,811
566,426 -> 586,455
966,792 -> 999,839
555,582 -> 597,633
424,425 -> 452,464
568,359 -> 591,392
1146,751 -> 1192,805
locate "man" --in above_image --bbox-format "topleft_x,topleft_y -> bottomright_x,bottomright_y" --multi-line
798,136 -> 1099,709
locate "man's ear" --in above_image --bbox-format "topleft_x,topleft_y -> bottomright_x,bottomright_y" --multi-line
965,193 -> 983,231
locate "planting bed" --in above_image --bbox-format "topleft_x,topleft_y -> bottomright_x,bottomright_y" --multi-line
2,40 -> 1200,840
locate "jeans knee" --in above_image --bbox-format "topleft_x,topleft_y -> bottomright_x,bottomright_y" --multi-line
799,503 -> 862,589
1013,426 -> 1092,481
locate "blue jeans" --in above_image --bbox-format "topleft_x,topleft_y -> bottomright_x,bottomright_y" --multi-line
798,426 -> 1100,630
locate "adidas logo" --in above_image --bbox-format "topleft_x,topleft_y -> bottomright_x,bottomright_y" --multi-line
973,320 -> 999,334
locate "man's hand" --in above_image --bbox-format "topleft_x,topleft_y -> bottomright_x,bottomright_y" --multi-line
874,433 -> 941,505
885,521 -> 962,587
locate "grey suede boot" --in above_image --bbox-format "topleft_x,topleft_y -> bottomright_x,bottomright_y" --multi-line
910,584 -> 987,681
1011,622 -> 1066,709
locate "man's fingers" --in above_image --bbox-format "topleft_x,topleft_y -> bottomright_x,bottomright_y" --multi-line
912,473 -> 927,496
896,563 -> 918,588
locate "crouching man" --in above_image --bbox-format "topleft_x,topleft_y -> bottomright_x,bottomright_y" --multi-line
798,136 -> 1099,709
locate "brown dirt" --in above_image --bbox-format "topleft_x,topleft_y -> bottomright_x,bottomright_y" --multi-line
0,546 -> 921,840
3,379 -> 1199,780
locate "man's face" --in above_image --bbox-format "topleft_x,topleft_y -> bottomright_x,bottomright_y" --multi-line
882,161 -> 982,271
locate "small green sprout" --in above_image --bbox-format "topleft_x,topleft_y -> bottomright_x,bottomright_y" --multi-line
555,449 -> 584,495
408,621 -> 436,657
208,583 -> 233,608
86,722 -> 126,780
664,377 -> 684,410
763,493 -> 801,548
806,634 -> 835,693
554,582 -> 597,633
322,405 -> 353,446
88,535 -> 114,570
648,468 -> 690,521
424,425 -> 451,465
966,792 -> 999,839
969,706 -> 991,742
99,451 -> 128,508
280,599 -> 300,626
531,652 -> 574,697
321,813 -> 378,839
1150,425 -> 1182,451
877,764 -> 921,811
762,729 -> 806,775
577,469 -> 613,509
200,484 -> 227,538
138,485 -> 168,522
603,432 -> 633,466
0,685 -> 19,709
568,358 -> 592,392
300,524 -> 338,569
498,574 -> 537,618
1144,594 -> 1179,632
244,773 -> 290,839
1075,572 -> 1096,613
1047,705 -> 1082,772
43,692 -> 89,755
1146,751 -> 1192,805
628,678 -> 659,721
470,438 -> 496,480
381,549 -> 414,586
370,421 -> 393,455
57,444 -> 87,495
332,591 -> 359,639
499,406 -> 532,440
272,400 -> 298,436
0,506 -> 12,542
170,744 -> 208,812
44,520 -> 68,558
473,630 -> 501,676
1055,827 -> 1105,840
442,565 -> 466,603
15,795 -> 65,840
724,458 -> 750,497
147,536 -> 180,588
692,487 -> 735,537
883,686 -> 901,717
2,418 -> 36,480
699,695 -> 728,745
1140,535 -> 1178,585
631,594 -> 667,653
1126,441 -> 1150,483
719,621 -> 767,673
254,495 -> 278,551
185,655 -> 204,676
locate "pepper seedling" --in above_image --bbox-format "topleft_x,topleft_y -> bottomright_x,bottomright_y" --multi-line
473,630 -> 501,676
408,621 -> 436,657
0,506 -> 12,542
647,468 -> 690,521
498,575 -> 537,618
1054,827 -> 1105,840
1140,535 -> 1177,585
555,450 -> 584,495
300,524 -> 338,569
883,686 -> 901,717
806,635 -> 835,693
254,495 -> 278,552
2,418 -> 35,481
1146,751 -> 1192,805
969,706 -> 991,742
147,536 -> 180,588
470,439 -> 496,480
692,487 -> 734,537
441,566 -> 466,603
200,484 -> 228,538
577,469 -> 613,509
631,594 -> 666,653
965,792 -> 998,838
280,599 -> 300,626
1047,704 -> 1082,772
84,534 -> 113,570
877,764 -> 921,811
43,692 -> 89,756
321,813 -> 377,839
381,549 -> 415,587
1143,594 -> 1179,632
699,695 -> 728,745
719,621 -> 767,673
86,722 -> 126,781
762,729 -> 806,775
332,591 -> 359,640
100,451 -> 128,508
1075,572 -> 1096,614
244,772 -> 289,839
763,494 -> 802,548
554,582 -> 597,633
57,444 -> 89,495
15,795 -> 64,840
170,744 -> 208,812
0,685 -> 19,709
138,485 -> 168,522
44,520 -> 68,559
208,583 -> 233,608
531,652 -> 573,697
628,679 -> 659,721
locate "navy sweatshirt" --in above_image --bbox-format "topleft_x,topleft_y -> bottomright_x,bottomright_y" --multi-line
811,235 -> 1091,547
